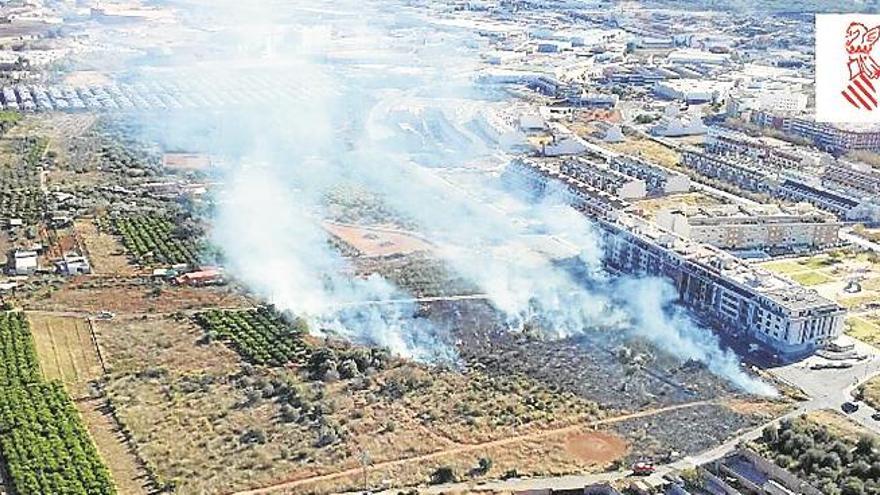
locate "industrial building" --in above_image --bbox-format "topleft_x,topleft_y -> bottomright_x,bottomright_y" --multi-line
655,204 -> 842,251
650,110 -> 707,137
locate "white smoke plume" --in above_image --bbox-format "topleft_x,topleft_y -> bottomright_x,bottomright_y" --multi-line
111,0 -> 775,395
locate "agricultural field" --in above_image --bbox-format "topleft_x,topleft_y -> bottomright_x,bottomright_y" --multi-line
75,218 -> 137,276
0,383 -> 117,495
23,276 -> 249,314
0,137 -> 46,225
26,312 -> 104,398
193,307 -> 311,367
0,312 -> 116,495
0,311 -> 42,386
106,215 -> 201,266
91,307 -> 619,494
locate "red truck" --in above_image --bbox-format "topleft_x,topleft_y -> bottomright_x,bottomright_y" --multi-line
632,462 -> 656,476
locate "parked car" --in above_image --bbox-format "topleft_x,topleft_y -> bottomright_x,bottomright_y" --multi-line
842,402 -> 860,414
871,412 -> 880,421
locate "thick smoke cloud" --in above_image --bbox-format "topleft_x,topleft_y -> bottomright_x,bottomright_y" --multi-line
119,0 -> 774,395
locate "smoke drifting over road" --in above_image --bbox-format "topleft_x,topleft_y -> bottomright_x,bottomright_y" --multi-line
120,0 -> 775,395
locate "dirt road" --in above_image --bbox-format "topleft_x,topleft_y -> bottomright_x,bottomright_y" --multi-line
232,399 -> 720,495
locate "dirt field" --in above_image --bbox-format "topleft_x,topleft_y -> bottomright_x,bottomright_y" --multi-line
324,222 -> 433,257
26,312 -> 103,398
75,219 -> 139,276
25,280 -> 250,314
563,431 -> 628,465
608,137 -> 683,170
162,153 -> 213,171
77,398 -> 152,495
93,315 -> 242,377
631,192 -> 727,219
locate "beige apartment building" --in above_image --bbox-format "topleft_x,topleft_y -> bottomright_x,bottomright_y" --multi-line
656,204 -> 842,251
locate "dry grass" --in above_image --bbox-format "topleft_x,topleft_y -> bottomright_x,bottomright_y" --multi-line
25,281 -> 250,314
77,398 -> 151,495
93,315 -> 241,377
26,312 -> 103,398
93,313 -> 606,495
807,410 -> 873,442
631,192 -> 726,219
607,138 -> 682,170
76,218 -> 139,276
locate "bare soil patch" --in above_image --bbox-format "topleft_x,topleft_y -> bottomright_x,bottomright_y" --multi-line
26,281 -> 250,314
324,222 -> 432,257
75,219 -> 139,276
563,431 -> 628,465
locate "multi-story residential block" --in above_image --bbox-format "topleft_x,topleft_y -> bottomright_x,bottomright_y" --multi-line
601,215 -> 845,357
608,155 -> 690,195
559,158 -> 647,200
752,110 -> 880,153
507,157 -> 845,357
655,204 -> 842,251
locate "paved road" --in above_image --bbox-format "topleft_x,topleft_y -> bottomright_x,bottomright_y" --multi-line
840,227 -> 880,253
